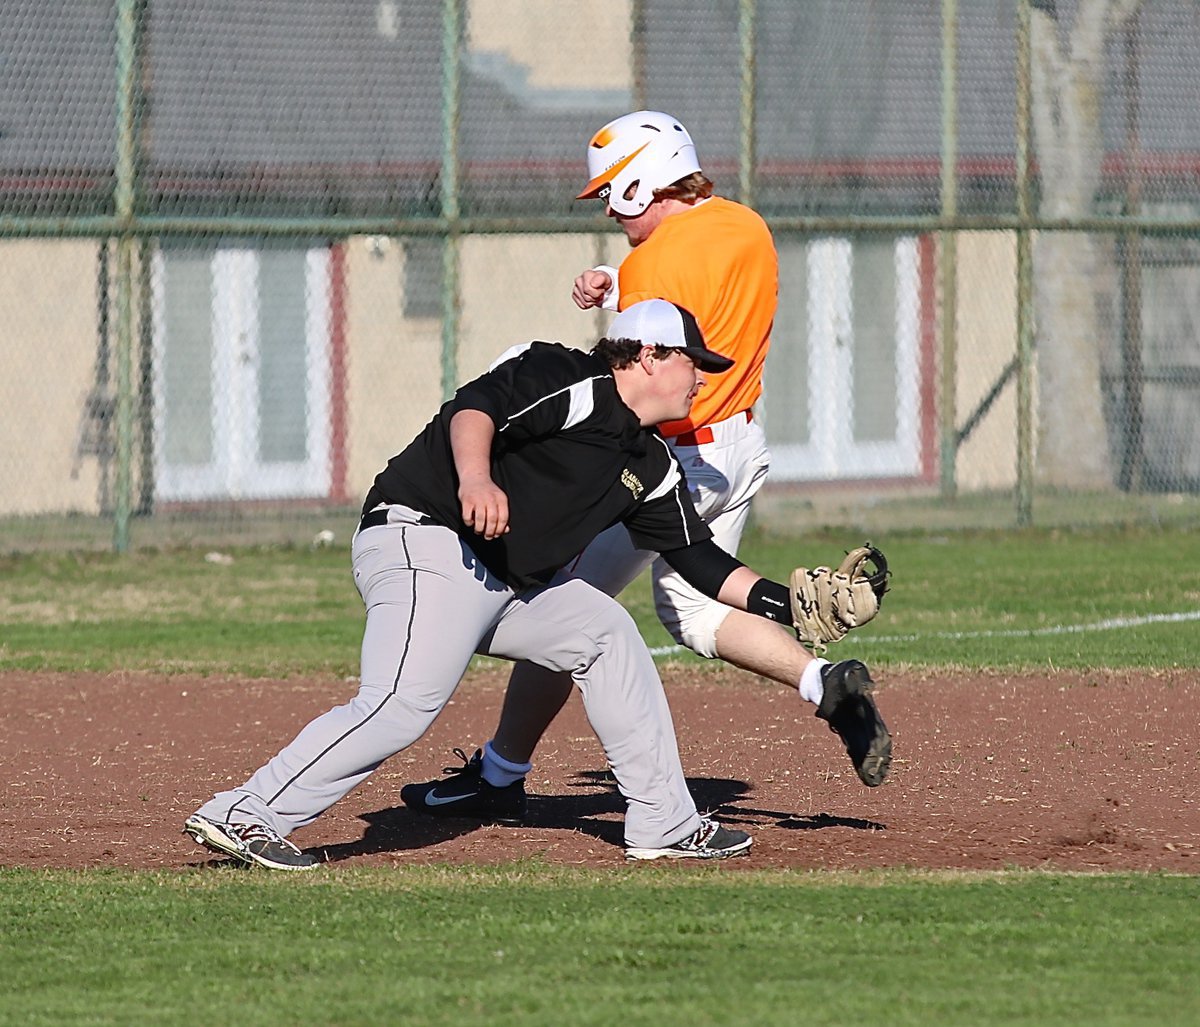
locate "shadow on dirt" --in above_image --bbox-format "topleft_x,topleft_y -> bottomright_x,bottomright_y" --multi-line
309,768 -> 884,865
776,812 -> 887,832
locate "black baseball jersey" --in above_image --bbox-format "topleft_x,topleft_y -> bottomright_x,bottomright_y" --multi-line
365,341 -> 712,590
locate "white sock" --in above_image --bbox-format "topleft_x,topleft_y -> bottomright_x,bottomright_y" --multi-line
799,659 -> 829,705
480,739 -> 532,788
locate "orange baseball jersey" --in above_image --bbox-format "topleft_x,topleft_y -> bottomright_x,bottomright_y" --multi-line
616,195 -> 778,437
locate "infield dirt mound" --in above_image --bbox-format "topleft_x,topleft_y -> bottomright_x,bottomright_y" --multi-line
1,666 -> 1196,872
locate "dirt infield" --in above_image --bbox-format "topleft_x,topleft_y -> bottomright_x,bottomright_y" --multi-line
2,666 -> 1196,872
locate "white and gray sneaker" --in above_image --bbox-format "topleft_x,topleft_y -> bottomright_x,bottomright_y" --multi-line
625,817 -> 752,861
183,813 -> 319,871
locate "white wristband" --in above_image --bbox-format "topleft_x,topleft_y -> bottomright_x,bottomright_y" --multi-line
593,264 -> 620,310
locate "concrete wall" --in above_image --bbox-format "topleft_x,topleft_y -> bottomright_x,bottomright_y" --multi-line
466,0 -> 632,92
342,231 -> 626,500
0,230 -> 1022,517
0,240 -> 105,516
955,231 -> 1021,491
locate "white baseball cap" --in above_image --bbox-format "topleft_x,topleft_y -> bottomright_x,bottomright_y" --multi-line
605,299 -> 733,373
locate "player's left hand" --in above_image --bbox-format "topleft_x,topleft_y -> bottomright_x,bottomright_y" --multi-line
789,543 -> 890,654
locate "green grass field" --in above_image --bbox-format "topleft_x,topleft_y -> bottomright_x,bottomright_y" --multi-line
2,524 -> 1198,1025
2,867 -> 1197,1026
2,524 -> 1197,673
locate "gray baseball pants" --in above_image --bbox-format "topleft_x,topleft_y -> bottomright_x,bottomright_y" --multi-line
194,504 -> 703,850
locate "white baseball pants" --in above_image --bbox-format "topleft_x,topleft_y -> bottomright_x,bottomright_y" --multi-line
194,505 -> 703,850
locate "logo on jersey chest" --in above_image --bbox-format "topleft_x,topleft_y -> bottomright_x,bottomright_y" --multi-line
621,468 -> 644,499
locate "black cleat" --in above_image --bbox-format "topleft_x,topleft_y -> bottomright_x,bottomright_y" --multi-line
400,747 -> 528,825
817,660 -> 892,787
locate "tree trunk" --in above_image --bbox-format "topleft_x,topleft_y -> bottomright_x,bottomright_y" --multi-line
1029,0 -> 1141,489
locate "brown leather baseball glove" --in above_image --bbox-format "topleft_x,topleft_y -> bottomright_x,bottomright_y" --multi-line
789,543 -> 890,654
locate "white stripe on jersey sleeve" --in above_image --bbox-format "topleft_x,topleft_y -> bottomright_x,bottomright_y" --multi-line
627,438 -> 696,545
646,437 -> 696,544
643,436 -> 683,502
501,375 -> 610,432
488,342 -> 533,371
562,379 -> 596,429
672,483 -> 695,545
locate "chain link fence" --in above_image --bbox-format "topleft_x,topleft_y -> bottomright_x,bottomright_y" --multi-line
2,0 -> 1199,552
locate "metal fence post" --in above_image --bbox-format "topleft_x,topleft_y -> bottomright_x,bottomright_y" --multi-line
1015,0 -> 1035,526
939,0 -> 959,499
1118,10 -> 1145,493
112,0 -> 140,552
738,0 -> 757,211
440,0 -> 463,403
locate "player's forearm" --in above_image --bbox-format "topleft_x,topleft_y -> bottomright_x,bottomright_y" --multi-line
661,542 -> 792,627
717,565 -> 763,607
449,409 -> 497,483
719,565 -> 792,625
450,409 -> 511,538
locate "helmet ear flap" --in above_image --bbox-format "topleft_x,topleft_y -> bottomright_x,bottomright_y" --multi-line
608,176 -> 655,217
602,176 -> 651,217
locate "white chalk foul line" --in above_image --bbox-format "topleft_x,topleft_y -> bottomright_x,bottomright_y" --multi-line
647,609 -> 1200,657
849,609 -> 1200,645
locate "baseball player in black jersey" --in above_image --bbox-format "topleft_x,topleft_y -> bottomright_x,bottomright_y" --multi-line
183,300 -> 880,869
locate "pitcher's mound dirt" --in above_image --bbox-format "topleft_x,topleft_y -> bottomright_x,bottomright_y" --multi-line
2,666 -> 1195,872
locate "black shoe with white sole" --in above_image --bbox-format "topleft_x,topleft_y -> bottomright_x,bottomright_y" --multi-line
817,659 -> 892,787
625,817 -> 753,861
400,747 -> 528,825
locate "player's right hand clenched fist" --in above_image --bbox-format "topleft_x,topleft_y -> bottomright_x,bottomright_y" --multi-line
458,475 -> 510,539
572,268 -> 613,310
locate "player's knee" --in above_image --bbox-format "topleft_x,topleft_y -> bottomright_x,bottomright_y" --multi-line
586,600 -> 641,649
658,598 -> 730,660
353,681 -> 445,734
556,594 -> 643,673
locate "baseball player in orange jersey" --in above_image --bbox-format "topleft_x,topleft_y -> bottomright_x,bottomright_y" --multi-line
401,111 -> 891,823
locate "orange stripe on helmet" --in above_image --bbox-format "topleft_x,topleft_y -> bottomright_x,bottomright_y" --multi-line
588,125 -> 617,149
576,142 -> 649,200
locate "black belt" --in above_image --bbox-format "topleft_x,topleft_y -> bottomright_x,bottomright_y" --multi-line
359,508 -> 435,531
359,509 -> 390,531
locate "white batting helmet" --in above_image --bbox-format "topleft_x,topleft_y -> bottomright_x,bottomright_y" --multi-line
576,110 -> 701,217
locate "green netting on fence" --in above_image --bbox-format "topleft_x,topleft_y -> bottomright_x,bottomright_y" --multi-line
2,1 -> 1199,551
